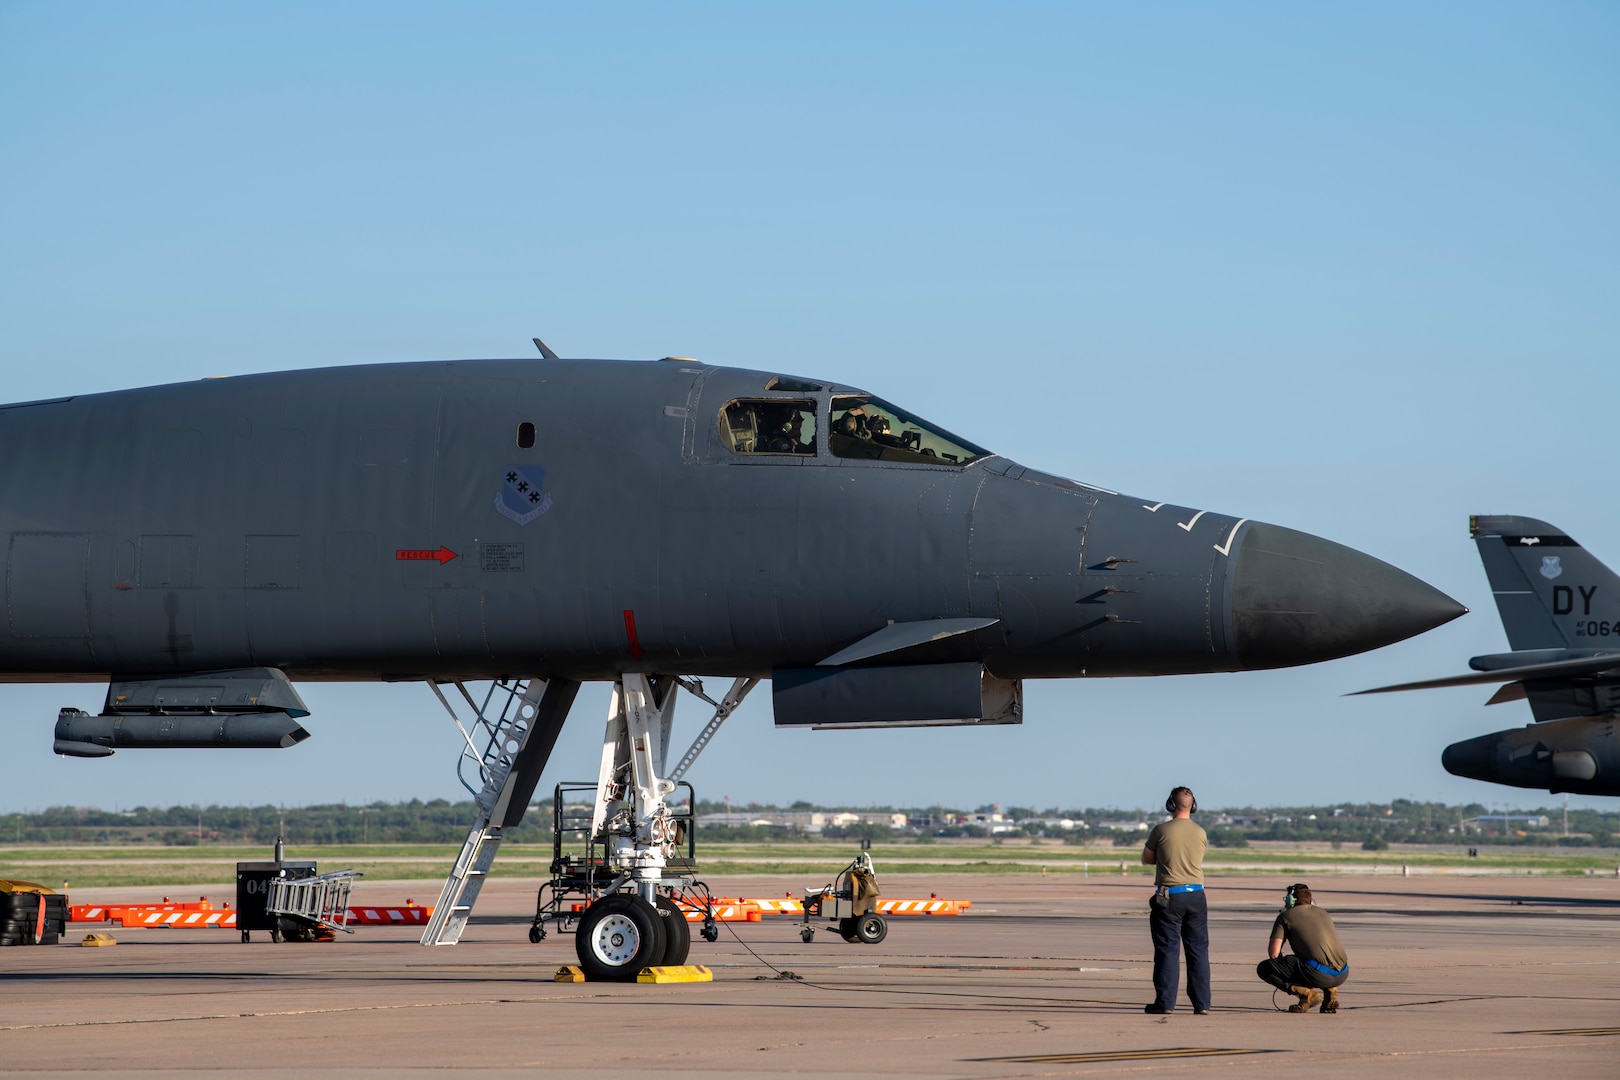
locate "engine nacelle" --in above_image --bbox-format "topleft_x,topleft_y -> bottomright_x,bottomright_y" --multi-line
1442,715 -> 1619,796
772,662 -> 1022,729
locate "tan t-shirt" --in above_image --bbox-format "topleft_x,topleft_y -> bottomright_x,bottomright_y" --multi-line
1270,904 -> 1348,972
1144,818 -> 1206,887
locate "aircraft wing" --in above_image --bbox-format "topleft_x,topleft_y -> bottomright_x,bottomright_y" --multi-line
1353,652 -> 1620,695
816,618 -> 1000,667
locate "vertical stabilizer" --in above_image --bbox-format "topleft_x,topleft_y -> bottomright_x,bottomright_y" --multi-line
1471,516 -> 1620,651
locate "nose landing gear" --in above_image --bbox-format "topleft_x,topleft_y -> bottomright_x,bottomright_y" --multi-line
576,893 -> 666,981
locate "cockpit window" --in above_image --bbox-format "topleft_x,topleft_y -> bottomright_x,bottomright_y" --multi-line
829,395 -> 989,466
721,399 -> 817,456
764,376 -> 823,393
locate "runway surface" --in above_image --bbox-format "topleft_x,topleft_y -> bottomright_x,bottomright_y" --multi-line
1,872 -> 1616,1078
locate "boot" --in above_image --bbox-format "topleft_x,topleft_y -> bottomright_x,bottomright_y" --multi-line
1320,987 -> 1340,1013
1287,986 -> 1321,1013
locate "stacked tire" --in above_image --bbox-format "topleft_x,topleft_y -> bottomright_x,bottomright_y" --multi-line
0,882 -> 69,946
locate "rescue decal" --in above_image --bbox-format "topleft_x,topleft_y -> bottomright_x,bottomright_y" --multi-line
396,547 -> 459,564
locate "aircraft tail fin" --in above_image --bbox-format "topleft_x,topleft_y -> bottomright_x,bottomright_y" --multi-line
1471,515 -> 1620,650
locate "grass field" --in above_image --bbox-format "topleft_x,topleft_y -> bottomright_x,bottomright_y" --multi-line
3,838 -> 1618,890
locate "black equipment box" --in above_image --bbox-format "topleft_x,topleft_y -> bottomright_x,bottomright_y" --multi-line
235,860 -> 316,931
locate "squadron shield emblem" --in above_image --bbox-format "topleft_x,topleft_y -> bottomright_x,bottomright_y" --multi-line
495,465 -> 553,525
1540,555 -> 1562,580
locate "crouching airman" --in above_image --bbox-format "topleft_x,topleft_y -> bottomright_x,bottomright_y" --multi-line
1256,883 -> 1348,1013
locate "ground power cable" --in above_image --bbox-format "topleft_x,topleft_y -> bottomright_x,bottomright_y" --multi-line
718,918 -> 1183,1010
719,921 -> 1488,1014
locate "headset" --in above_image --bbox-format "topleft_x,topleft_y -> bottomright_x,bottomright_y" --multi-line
1284,883 -> 1307,909
1165,787 -> 1197,815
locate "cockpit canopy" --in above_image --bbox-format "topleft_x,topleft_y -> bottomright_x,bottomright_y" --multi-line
720,392 -> 989,467
828,395 -> 988,466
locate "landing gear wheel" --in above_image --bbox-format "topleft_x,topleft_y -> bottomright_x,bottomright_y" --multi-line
575,894 -> 666,982
654,895 -> 691,966
855,913 -> 887,944
528,923 -> 546,944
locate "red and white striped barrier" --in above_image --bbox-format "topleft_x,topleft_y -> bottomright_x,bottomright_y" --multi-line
71,901 -> 433,929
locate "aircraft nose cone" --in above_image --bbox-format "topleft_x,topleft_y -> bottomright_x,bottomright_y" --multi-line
1231,522 -> 1466,670
1441,732 -> 1497,783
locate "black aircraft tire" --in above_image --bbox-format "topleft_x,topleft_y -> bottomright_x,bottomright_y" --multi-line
855,914 -> 887,944
576,894 -> 665,982
654,895 -> 691,967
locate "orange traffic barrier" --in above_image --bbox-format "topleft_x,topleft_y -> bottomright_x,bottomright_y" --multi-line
71,899 -> 432,929
123,909 -> 237,928
874,897 -> 972,915
572,900 -> 763,922
745,897 -> 805,915
660,895 -> 971,922
71,899 -> 227,924
345,905 -> 432,926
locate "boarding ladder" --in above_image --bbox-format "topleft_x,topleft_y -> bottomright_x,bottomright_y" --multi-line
420,679 -> 548,946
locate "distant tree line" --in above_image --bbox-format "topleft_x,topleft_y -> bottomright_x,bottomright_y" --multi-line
0,799 -> 556,846
0,796 -> 1612,847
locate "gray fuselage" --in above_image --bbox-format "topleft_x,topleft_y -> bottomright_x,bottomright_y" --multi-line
0,358 -> 1461,685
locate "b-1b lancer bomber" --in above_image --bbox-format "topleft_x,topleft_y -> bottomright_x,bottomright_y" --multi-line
0,345 -> 1463,976
1361,515 -> 1620,796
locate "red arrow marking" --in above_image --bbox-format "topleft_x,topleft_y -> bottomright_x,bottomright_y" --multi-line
396,546 -> 459,564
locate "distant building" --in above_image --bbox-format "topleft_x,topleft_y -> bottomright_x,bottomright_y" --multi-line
1029,817 -> 1084,829
692,810 -> 906,833
695,812 -> 782,828
1465,814 -> 1550,830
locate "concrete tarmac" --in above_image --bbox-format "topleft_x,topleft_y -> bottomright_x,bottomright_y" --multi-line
1,873 -> 1616,1078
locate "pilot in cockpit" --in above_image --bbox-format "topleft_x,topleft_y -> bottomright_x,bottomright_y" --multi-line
758,403 -> 812,454
834,405 -> 870,439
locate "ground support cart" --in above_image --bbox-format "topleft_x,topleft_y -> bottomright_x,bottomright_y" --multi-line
800,853 -> 887,944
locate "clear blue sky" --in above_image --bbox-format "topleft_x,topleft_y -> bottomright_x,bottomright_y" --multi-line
1,2 -> 1615,814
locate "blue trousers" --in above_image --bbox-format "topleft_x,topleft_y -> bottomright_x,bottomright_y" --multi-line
1148,889 -> 1210,1011
1257,955 -> 1347,992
